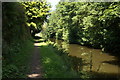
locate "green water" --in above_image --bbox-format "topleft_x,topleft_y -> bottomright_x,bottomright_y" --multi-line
50,39 -> 120,78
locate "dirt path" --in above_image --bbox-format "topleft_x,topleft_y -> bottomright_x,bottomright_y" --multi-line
27,43 -> 42,78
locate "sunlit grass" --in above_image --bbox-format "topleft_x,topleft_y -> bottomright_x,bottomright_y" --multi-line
40,43 -> 79,78
34,42 -> 48,47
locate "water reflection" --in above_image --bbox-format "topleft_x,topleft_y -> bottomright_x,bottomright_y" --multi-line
69,56 -> 83,72
50,39 -> 120,78
62,41 -> 69,52
69,44 -> 119,74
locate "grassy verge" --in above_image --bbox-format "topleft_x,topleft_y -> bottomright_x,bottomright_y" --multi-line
39,42 -> 79,78
2,40 -> 34,78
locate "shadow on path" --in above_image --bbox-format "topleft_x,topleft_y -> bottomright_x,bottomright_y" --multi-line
27,43 -> 42,78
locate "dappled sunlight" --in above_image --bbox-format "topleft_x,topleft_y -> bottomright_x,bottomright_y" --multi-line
3,1 -> 120,78
81,53 -> 89,56
34,42 -> 48,47
43,57 -> 51,64
27,74 -> 41,78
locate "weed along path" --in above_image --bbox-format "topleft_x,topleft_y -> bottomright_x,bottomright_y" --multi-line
27,42 -> 42,78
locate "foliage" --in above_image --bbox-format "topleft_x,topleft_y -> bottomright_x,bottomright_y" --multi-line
2,2 -> 31,58
47,1 -> 120,54
2,40 -> 34,78
39,41 -> 91,79
40,42 -> 79,78
21,1 -> 51,38
2,2 -> 34,78
2,2 -> 30,43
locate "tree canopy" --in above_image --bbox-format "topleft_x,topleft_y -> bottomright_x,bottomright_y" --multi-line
22,1 -> 51,38
47,1 -> 120,54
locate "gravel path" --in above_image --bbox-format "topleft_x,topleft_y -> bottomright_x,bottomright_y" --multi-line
27,43 -> 42,78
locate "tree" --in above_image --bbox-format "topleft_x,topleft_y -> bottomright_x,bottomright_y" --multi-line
22,1 -> 51,38
47,1 -> 120,54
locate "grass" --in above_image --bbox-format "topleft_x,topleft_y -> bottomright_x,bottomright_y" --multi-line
2,40 -> 34,78
39,42 -> 79,78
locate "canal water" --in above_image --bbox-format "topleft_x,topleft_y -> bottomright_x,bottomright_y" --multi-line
50,39 -> 120,78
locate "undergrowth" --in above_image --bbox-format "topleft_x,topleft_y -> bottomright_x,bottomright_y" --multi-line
2,40 -> 34,78
40,42 -> 79,78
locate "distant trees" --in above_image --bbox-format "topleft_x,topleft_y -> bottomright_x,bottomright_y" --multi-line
47,1 -> 120,54
2,1 -> 51,59
22,1 -> 51,38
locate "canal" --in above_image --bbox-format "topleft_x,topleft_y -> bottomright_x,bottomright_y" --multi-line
50,38 -> 120,78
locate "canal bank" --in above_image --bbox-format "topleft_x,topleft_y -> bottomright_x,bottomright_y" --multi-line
50,38 -> 120,78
